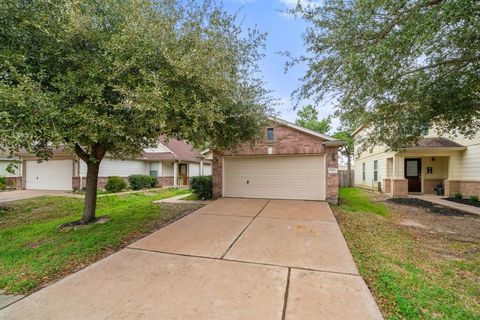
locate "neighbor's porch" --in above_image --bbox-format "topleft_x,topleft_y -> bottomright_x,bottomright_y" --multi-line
383,149 -> 463,197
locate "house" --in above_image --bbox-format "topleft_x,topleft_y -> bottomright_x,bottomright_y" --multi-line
13,137 -> 210,191
353,125 -> 480,197
212,118 -> 343,203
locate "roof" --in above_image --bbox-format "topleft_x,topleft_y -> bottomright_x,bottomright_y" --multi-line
402,137 -> 465,149
269,117 -> 342,143
142,137 -> 203,163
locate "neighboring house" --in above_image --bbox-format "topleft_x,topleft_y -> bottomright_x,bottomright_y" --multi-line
212,118 -> 343,203
15,137 -> 211,191
353,126 -> 480,197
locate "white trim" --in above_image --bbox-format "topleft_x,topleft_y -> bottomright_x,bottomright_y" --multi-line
269,117 -> 340,141
156,142 -> 176,156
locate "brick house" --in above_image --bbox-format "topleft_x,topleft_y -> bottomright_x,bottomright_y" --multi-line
212,118 -> 343,203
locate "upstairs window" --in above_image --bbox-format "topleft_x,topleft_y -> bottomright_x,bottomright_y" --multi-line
267,128 -> 274,143
373,160 -> 378,181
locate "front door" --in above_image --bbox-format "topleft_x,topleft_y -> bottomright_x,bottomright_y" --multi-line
405,159 -> 421,193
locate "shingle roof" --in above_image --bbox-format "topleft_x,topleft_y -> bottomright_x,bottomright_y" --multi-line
403,137 -> 464,148
141,137 -> 202,163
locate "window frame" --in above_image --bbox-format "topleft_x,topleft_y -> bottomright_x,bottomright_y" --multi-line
362,162 -> 366,181
373,160 -> 378,182
266,127 -> 274,143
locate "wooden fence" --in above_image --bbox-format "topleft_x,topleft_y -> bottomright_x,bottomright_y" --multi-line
339,170 -> 354,187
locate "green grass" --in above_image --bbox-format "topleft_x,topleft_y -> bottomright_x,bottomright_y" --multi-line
339,187 -> 389,215
181,193 -> 199,201
0,188 -> 192,294
334,188 -> 480,320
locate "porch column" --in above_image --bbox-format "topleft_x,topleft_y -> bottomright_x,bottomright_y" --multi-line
173,161 -> 178,187
199,160 -> 204,176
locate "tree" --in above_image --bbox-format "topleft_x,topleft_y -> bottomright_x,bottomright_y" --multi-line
0,0 -> 271,224
334,129 -> 354,187
291,0 -> 480,150
295,105 -> 331,134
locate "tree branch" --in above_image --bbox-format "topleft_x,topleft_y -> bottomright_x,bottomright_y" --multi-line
74,144 -> 90,163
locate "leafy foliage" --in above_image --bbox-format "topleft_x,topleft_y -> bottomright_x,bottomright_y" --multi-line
128,175 -> 157,190
295,105 -> 331,134
105,176 -> 128,193
0,0 -> 271,222
0,176 -> 6,190
190,175 -> 213,200
291,0 -> 480,150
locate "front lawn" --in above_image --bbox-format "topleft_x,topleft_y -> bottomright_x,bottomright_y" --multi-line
334,188 -> 480,320
0,188 -> 195,294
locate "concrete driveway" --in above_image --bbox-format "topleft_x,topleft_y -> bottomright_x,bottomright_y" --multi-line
1,198 -> 383,320
0,190 -> 76,204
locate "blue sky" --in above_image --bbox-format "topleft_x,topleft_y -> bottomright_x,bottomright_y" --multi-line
223,0 -> 336,129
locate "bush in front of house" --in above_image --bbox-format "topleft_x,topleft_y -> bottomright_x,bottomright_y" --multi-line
128,175 -> 157,190
0,176 -> 6,190
470,195 -> 479,202
105,176 -> 128,193
453,192 -> 463,199
190,175 -> 212,200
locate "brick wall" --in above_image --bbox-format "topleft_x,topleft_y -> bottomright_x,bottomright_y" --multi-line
325,146 -> 340,204
445,180 -> 480,197
158,176 -> 174,187
383,179 -> 391,194
423,179 -> 443,194
6,177 -> 21,189
391,179 -> 408,197
222,125 -> 325,156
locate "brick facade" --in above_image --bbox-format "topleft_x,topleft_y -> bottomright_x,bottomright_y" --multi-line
213,124 -> 340,203
72,176 -> 177,190
445,180 -> 480,197
391,179 -> 408,197
6,177 -> 22,189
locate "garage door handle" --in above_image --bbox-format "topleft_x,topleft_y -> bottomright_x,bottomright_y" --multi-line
246,180 -> 249,184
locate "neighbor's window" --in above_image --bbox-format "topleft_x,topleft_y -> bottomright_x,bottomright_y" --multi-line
373,160 -> 378,181
362,163 -> 366,181
150,162 -> 159,177
267,127 -> 274,143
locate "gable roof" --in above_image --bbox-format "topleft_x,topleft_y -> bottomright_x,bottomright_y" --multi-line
269,117 -> 341,142
141,136 -> 203,163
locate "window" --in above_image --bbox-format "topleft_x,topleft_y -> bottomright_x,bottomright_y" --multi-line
150,162 -> 159,177
362,163 -> 366,181
373,160 -> 378,181
421,124 -> 429,136
267,128 -> 274,143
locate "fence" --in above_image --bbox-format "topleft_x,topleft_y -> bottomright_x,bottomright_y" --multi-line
339,170 -> 354,187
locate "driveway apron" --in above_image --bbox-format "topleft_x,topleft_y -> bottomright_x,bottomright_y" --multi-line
1,198 -> 383,320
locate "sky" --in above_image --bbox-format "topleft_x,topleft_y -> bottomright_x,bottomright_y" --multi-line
223,0 -> 337,130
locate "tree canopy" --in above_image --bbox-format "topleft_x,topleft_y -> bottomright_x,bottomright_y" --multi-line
291,0 -> 480,149
0,0 -> 271,223
295,104 -> 331,134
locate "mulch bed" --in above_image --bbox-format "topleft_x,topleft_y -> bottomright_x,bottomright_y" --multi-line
387,197 -> 476,217
444,197 -> 480,208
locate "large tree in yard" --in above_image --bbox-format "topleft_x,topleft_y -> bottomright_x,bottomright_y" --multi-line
0,0 -> 270,224
291,0 -> 480,150
295,104 -> 332,134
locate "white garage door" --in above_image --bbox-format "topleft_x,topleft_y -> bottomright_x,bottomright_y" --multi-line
224,155 -> 325,200
26,160 -> 73,190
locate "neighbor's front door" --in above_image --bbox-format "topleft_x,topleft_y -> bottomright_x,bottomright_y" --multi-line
405,159 -> 421,193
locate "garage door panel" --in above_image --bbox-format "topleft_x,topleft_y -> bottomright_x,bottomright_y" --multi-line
224,156 -> 325,201
26,160 -> 73,190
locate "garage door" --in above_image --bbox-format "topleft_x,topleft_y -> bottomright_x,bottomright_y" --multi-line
26,160 -> 73,190
224,155 -> 325,200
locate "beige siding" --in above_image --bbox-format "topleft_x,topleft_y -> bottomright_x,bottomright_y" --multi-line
224,155 -> 325,200
80,159 -> 148,177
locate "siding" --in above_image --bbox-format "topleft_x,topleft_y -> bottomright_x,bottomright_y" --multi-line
80,159 -> 148,177
162,161 -> 174,177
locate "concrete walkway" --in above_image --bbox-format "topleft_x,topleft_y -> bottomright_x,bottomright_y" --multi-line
409,194 -> 480,216
0,190 -> 79,204
1,198 -> 383,320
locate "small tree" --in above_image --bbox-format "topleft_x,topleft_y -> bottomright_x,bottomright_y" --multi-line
334,130 -> 354,187
0,0 -> 270,224
295,105 -> 331,134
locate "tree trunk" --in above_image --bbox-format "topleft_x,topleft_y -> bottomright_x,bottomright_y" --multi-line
347,152 -> 352,187
82,161 -> 101,224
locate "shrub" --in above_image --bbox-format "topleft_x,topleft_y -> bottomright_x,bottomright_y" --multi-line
128,175 -> 157,190
190,176 -> 212,199
105,176 -> 128,193
0,176 -> 6,191
469,195 -> 479,202
453,192 -> 463,199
